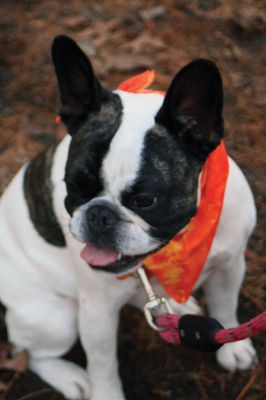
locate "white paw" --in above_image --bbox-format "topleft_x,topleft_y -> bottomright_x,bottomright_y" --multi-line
30,358 -> 91,400
62,372 -> 91,400
92,391 -> 126,400
216,339 -> 258,372
168,295 -> 202,316
91,379 -> 126,400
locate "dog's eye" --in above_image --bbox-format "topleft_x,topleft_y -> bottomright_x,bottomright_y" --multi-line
122,188 -> 159,211
131,195 -> 157,209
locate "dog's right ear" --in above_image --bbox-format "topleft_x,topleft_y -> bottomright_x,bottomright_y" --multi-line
52,35 -> 106,134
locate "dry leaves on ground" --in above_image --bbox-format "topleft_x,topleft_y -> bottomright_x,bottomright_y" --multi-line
0,344 -> 28,373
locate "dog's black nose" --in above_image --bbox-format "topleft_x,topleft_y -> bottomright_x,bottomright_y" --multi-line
86,205 -> 118,232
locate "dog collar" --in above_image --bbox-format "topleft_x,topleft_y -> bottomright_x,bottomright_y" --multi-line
118,71 -> 229,303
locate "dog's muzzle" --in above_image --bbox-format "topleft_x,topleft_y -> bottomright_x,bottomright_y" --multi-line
77,197 -> 156,275
86,200 -> 119,234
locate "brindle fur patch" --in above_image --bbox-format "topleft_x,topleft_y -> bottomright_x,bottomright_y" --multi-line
24,143 -> 66,247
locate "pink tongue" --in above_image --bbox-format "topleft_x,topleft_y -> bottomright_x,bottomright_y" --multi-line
80,244 -> 118,267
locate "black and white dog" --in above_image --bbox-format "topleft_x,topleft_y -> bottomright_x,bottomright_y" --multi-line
0,36 -> 257,400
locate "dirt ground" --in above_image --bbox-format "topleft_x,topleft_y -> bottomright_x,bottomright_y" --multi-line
0,0 -> 265,399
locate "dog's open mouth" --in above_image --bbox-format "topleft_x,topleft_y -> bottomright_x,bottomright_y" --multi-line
80,243 -> 150,275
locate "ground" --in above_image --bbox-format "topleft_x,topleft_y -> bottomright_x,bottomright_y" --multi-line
0,0 -> 265,399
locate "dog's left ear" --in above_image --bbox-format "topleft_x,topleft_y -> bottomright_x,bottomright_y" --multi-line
156,59 -> 224,161
52,35 -> 109,134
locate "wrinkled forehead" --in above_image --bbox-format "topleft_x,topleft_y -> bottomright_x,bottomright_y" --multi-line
101,91 -> 164,199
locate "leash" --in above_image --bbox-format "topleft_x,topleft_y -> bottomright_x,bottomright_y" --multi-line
136,267 -> 266,352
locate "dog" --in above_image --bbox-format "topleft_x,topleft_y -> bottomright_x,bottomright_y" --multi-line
0,35 -> 258,400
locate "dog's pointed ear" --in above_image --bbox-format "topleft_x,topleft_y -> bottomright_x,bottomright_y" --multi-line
52,35 -> 107,134
156,59 -> 224,161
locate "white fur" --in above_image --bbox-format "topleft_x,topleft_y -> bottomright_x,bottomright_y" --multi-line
0,91 -> 258,399
102,91 -> 163,199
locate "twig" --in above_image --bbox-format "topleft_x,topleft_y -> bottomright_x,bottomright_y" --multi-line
0,382 -> 7,392
235,357 -> 265,400
0,372 -> 20,400
17,388 -> 53,400
193,376 -> 210,400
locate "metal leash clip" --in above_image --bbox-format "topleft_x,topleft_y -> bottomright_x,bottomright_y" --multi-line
136,266 -> 173,331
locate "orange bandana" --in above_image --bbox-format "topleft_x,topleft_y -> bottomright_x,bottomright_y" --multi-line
118,71 -> 229,303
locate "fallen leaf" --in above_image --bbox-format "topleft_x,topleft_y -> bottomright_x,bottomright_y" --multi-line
139,6 -> 166,21
106,54 -> 153,73
119,32 -> 166,54
62,15 -> 89,30
254,95 -> 266,106
0,343 -> 13,362
0,343 -> 29,372
232,7 -> 266,34
0,381 -> 8,391
76,19 -> 121,40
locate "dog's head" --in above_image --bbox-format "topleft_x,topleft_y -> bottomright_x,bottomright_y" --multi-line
52,35 -> 224,275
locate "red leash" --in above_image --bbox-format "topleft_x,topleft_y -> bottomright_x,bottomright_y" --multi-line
137,266 -> 266,353
156,312 -> 266,352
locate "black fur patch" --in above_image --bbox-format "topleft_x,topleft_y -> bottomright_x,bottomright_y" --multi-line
24,143 -> 66,247
64,93 -> 123,216
122,123 -> 202,244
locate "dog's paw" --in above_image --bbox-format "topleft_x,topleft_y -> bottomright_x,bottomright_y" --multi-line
92,391 -> 126,400
216,339 -> 258,372
30,358 -> 91,400
91,378 -> 126,400
92,387 -> 126,400
168,295 -> 202,316
63,376 -> 91,400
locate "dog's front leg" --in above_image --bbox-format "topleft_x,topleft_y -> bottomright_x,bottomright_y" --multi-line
203,252 -> 257,372
78,289 -> 125,400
